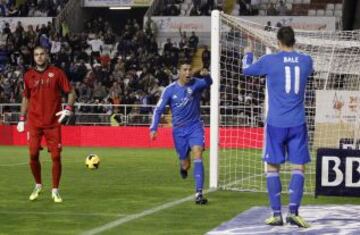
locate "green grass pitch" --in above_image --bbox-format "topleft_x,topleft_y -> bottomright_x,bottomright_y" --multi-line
0,146 -> 360,235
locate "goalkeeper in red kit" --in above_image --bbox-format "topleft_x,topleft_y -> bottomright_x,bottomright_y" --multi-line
16,46 -> 76,203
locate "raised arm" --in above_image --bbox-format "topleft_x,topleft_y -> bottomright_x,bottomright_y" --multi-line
242,52 -> 267,77
193,68 -> 213,92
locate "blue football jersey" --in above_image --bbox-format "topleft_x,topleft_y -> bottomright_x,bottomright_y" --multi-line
243,51 -> 313,127
150,76 -> 212,131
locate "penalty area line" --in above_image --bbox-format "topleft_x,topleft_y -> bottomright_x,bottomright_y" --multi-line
81,188 -> 217,235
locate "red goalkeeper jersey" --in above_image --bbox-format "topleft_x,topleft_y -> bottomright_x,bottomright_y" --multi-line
23,66 -> 72,128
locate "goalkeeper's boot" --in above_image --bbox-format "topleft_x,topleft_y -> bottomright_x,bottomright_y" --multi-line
265,215 -> 284,226
195,192 -> 208,205
286,214 -> 310,228
29,185 -> 42,201
180,166 -> 188,179
51,190 -> 63,203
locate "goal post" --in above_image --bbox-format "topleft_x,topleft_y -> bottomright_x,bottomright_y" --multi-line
210,9 -> 220,189
209,10 -> 360,193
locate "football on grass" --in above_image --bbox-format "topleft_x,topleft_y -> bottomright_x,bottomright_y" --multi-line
85,154 -> 100,169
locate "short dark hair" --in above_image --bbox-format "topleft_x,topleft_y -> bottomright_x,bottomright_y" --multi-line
277,26 -> 295,47
178,60 -> 192,68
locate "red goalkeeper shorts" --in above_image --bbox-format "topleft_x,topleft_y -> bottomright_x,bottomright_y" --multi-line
28,126 -> 62,153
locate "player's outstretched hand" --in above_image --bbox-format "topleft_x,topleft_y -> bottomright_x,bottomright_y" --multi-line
56,105 -> 73,124
200,68 -> 209,76
17,115 -> 25,133
244,38 -> 253,54
150,131 -> 157,141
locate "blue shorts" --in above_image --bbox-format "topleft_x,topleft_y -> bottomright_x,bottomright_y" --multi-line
263,123 -> 311,165
173,122 -> 205,160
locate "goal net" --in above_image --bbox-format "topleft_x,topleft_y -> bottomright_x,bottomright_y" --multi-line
209,10 -> 360,194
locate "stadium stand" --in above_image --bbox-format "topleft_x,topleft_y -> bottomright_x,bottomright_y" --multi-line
152,0 -> 217,16
0,1 -> 209,126
231,0 -> 343,17
0,0 -> 68,17
0,0 -> 343,126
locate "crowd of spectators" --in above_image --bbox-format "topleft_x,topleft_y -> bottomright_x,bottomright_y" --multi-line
155,0 -> 291,17
234,0 -> 290,16
0,0 -> 68,17
265,0 -> 288,16
154,0 -> 217,16
155,0 -> 292,17
0,15 -> 208,123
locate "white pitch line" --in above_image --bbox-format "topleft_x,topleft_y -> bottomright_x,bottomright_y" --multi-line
81,188 -> 217,235
0,159 -> 84,167
0,160 -> 52,167
81,174 -> 261,235
0,162 -> 31,167
0,211 -> 126,217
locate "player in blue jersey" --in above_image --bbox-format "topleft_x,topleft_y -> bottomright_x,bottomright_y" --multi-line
150,61 -> 212,205
242,26 -> 313,227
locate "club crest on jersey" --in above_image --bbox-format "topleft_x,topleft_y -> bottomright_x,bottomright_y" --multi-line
172,94 -> 178,99
48,72 -> 54,78
187,88 -> 193,95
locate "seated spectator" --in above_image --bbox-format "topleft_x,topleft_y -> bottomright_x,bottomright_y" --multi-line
238,0 -> 249,15
98,53 -> 111,69
7,3 -> 19,17
93,82 -> 107,101
264,21 -> 272,31
0,45 -> 8,69
103,30 -> 116,54
144,16 -> 157,37
192,0 -> 201,11
277,0 -> 288,16
0,2 -> 6,16
202,45 -> 210,69
50,36 -> 61,58
163,38 -> 173,52
39,34 -> 51,50
267,3 -> 278,16
87,34 -> 104,64
188,31 -> 199,50
167,3 -> 180,16
190,6 -> 201,16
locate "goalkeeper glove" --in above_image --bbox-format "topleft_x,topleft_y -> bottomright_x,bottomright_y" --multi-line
56,105 -> 73,124
17,115 -> 25,133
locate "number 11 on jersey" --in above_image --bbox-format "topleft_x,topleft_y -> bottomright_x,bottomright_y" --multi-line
285,66 -> 300,94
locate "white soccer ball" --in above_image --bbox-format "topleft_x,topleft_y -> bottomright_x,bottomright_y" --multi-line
85,154 -> 100,169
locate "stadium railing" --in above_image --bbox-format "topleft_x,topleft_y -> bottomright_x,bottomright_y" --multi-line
0,104 -> 261,127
